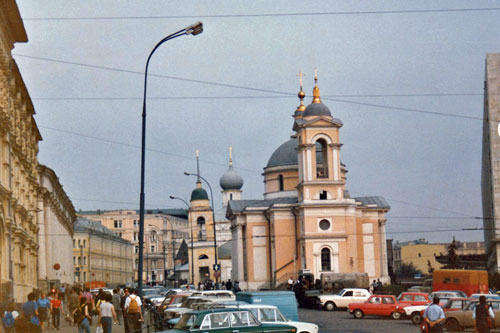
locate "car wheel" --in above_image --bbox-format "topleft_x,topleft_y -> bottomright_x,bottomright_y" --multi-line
411,312 -> 422,324
391,312 -> 402,320
324,302 -> 336,311
446,318 -> 460,332
353,309 -> 364,319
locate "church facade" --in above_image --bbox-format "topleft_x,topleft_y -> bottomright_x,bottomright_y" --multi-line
226,74 -> 390,290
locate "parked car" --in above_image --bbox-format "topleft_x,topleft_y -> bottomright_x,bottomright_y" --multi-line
158,294 -> 192,311
317,288 -> 371,311
471,293 -> 500,299
348,295 -> 405,320
236,291 -> 299,321
444,299 -> 500,331
166,308 -> 297,332
190,290 -> 235,299
403,297 -> 469,325
234,304 -> 318,333
430,290 -> 467,299
396,292 -> 431,306
164,296 -> 235,324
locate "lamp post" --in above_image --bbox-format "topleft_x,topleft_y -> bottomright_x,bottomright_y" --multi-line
184,172 -> 219,287
137,22 -> 203,297
170,196 -> 194,285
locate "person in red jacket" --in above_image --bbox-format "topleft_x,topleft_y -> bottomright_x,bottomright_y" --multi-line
50,292 -> 63,330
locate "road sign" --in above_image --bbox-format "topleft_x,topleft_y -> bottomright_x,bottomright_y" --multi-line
213,264 -> 220,272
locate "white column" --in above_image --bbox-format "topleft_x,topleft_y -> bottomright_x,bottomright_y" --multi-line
306,148 -> 313,181
37,199 -> 46,280
379,220 -> 389,280
333,148 -> 339,180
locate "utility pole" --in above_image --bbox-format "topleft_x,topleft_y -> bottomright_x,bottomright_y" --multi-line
80,244 -> 84,283
162,245 -> 167,286
172,226 -> 176,288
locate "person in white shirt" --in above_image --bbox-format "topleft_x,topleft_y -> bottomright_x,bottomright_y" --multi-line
124,289 -> 143,333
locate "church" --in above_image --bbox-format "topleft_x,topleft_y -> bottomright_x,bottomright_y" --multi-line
223,73 -> 391,290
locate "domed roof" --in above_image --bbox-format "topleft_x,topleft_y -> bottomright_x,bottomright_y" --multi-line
266,139 -> 298,168
303,102 -> 331,117
220,165 -> 243,190
191,186 -> 209,201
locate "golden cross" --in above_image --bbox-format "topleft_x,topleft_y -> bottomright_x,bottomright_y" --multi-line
229,146 -> 233,165
314,67 -> 318,82
296,71 -> 305,88
195,149 -> 199,159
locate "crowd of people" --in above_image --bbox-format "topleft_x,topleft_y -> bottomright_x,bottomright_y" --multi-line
0,286 -> 148,333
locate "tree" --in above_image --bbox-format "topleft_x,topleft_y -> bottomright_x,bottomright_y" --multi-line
443,237 -> 461,269
395,262 -> 422,278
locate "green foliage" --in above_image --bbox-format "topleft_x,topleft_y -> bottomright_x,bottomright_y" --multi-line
395,262 -> 422,278
443,237 -> 461,269
380,283 -> 404,296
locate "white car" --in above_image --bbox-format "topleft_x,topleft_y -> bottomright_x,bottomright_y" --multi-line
402,304 -> 428,324
234,304 -> 318,333
318,288 -> 371,311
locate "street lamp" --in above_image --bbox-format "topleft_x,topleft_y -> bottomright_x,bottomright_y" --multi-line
138,22 -> 203,297
184,172 -> 219,287
170,196 -> 194,285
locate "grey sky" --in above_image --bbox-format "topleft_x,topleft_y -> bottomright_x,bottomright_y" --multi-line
13,1 -> 500,243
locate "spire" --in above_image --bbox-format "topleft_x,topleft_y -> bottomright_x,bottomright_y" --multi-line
296,71 -> 306,112
229,146 -> 233,166
196,149 -> 201,185
312,67 -> 321,104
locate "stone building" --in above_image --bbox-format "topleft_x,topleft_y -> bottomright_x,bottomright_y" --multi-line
73,218 -> 133,286
226,74 -> 390,290
37,164 -> 76,290
81,210 -> 189,284
0,0 -> 43,302
481,53 -> 500,274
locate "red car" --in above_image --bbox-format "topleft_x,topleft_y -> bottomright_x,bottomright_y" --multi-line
397,292 -> 431,306
348,295 -> 406,320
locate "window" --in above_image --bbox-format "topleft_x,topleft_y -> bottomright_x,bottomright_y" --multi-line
319,190 -> 328,200
73,240 -> 76,248
150,231 -> 157,241
152,260 -> 157,269
114,220 -> 118,228
83,257 -> 87,265
78,256 -> 81,265
343,291 -> 353,297
198,254 -> 209,260
197,217 -> 206,241
83,272 -> 86,281
78,239 -> 81,247
278,174 -> 284,191
382,297 -> 395,304
415,295 -> 427,302
83,240 -> 86,248
319,219 -> 330,231
73,257 -> 76,265
230,311 -> 259,327
135,246 -> 139,254
321,248 -> 331,271
133,232 -> 138,241
402,295 -> 412,301
133,220 -> 138,227
370,297 -> 381,304
315,139 -> 329,178
259,308 -> 277,321
200,313 -> 230,329
151,245 -> 155,253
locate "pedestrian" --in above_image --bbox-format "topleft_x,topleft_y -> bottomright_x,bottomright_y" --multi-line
473,295 -> 494,333
73,297 -> 91,333
120,288 -> 130,333
376,279 -> 382,292
50,292 -> 62,330
288,277 -> 294,290
98,293 -> 118,333
14,310 -> 41,333
111,289 -> 122,325
233,281 -> 241,293
371,280 -> 377,293
37,293 -> 50,330
22,292 -> 39,327
68,288 -> 79,323
82,288 -> 94,313
124,289 -> 143,333
2,303 -> 16,333
225,279 -> 233,292
423,296 -> 445,333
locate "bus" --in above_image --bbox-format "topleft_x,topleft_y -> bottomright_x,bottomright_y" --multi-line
432,269 -> 488,296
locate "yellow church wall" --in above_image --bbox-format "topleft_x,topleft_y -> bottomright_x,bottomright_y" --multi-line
189,245 -> 216,285
264,169 -> 299,193
271,211 -> 299,282
244,220 -> 270,283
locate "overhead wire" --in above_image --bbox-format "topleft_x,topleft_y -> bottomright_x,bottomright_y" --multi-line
21,7 -> 500,21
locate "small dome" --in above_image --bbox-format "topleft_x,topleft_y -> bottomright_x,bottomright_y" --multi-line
303,102 -> 331,117
220,165 -> 243,190
191,187 -> 209,201
266,139 -> 298,168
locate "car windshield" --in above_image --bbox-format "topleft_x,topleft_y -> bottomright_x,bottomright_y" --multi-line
174,313 -> 197,330
337,289 -> 346,296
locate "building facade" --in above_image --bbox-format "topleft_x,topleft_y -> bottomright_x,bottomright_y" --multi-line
227,75 -> 390,290
0,0 -> 43,302
73,218 -> 133,286
481,53 -> 500,274
37,164 -> 76,290
81,210 -> 189,284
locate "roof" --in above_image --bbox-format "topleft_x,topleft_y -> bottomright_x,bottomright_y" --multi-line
191,187 -> 209,201
218,241 -> 232,259
220,165 -> 244,190
265,139 -> 298,169
74,217 -> 132,245
354,196 -> 390,210
303,102 -> 332,117
227,197 -> 298,214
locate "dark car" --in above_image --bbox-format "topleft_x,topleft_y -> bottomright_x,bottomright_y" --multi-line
161,308 -> 297,332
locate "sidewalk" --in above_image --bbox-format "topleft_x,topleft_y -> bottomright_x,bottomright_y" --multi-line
42,315 -> 126,333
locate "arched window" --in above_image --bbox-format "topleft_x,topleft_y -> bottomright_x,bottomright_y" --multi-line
150,231 -> 157,242
198,254 -> 209,260
321,248 -> 331,271
197,216 -> 206,241
278,174 -> 284,191
315,139 -> 329,178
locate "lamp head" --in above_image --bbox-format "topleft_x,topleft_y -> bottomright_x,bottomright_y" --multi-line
184,171 -> 191,176
185,21 -> 203,36
169,196 -> 175,200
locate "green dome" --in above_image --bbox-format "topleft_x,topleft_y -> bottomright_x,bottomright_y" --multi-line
191,187 -> 209,201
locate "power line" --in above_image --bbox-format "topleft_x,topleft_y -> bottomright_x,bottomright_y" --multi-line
22,7 -> 500,21
30,92 -> 487,101
15,54 -> 486,122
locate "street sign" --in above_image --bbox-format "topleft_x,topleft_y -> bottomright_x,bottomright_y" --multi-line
213,264 -> 220,272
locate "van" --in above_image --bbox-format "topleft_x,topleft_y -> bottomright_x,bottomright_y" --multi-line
236,291 -> 299,321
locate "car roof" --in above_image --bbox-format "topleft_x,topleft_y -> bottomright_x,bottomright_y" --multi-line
190,308 -> 252,315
